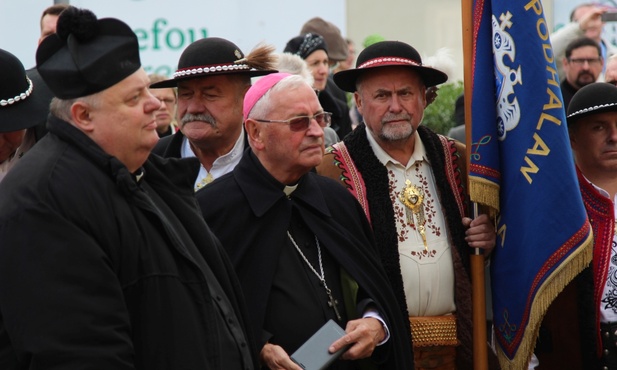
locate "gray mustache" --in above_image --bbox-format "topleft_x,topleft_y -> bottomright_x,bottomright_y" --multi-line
181,113 -> 217,127
382,113 -> 411,122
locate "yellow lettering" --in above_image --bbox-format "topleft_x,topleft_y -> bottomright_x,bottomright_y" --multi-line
543,88 -> 562,110
536,18 -> 549,41
543,44 -> 554,64
527,133 -> 550,156
524,0 -> 543,15
520,156 -> 539,184
497,223 -> 507,248
546,65 -> 559,86
536,112 -> 561,130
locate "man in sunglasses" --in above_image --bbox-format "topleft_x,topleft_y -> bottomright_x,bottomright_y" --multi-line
195,73 -> 414,369
560,36 -> 604,110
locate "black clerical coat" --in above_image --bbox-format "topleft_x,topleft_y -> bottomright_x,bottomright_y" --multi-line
196,150 -> 414,369
0,116 -> 258,370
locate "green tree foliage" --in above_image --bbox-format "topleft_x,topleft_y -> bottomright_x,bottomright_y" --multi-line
422,81 -> 464,135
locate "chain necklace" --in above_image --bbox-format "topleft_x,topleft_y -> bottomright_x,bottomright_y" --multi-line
286,231 -> 342,321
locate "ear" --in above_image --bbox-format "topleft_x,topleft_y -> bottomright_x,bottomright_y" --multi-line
245,119 -> 265,151
70,101 -> 95,133
354,92 -> 363,115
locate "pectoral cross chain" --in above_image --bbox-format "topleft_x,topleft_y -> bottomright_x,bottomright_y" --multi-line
287,231 -> 343,322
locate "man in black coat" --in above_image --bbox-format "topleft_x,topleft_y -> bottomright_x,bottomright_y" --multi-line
560,36 -> 603,111
196,73 -> 414,369
0,7 -> 257,370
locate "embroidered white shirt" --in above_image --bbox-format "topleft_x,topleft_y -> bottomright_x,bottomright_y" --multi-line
181,130 -> 245,192
366,127 -> 455,317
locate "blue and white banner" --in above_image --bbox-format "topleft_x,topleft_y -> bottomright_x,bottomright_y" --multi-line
469,0 -> 593,368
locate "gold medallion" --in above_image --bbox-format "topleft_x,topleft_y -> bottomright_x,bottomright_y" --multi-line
398,179 -> 428,250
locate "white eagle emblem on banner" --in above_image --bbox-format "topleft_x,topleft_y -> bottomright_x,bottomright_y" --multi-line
492,11 -> 522,141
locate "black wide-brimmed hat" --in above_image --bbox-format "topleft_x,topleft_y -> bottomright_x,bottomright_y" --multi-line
567,82 -> 617,125
0,49 -> 48,132
333,40 -> 448,92
150,37 -> 277,88
36,7 -> 141,100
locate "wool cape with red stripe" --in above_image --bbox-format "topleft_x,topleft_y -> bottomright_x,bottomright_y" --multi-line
317,124 -> 500,369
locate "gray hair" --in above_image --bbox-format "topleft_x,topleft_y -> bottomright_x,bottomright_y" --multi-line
275,53 -> 314,86
49,93 -> 101,122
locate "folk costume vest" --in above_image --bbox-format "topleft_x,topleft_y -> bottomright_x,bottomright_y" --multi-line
580,168 -> 615,358
318,124 -> 490,369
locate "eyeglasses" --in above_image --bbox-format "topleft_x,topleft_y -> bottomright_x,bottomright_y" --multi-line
253,112 -> 332,131
568,58 -> 602,66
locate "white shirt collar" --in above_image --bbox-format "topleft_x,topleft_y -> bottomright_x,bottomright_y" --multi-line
364,125 -> 429,168
181,130 -> 245,165
583,173 -> 617,206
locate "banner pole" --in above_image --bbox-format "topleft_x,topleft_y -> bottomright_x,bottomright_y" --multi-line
462,0 -> 489,369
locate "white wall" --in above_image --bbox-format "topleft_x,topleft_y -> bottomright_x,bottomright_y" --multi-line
0,0 -> 574,84
0,0 -> 346,75
345,0 -> 559,83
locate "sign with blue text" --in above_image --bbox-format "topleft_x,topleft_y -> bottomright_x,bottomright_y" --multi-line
1,0 -> 345,76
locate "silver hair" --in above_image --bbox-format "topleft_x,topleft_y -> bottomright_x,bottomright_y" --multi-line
275,53 -> 315,86
49,93 -> 101,122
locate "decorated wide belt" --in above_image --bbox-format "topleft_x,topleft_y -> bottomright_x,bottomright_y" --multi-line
409,314 -> 459,347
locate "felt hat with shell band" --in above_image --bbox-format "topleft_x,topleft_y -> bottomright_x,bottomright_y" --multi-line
150,37 -> 277,88
0,48 -> 48,132
333,40 -> 448,92
567,82 -> 617,125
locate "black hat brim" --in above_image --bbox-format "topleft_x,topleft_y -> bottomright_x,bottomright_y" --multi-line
567,82 -> 617,125
0,83 -> 49,133
334,65 -> 448,92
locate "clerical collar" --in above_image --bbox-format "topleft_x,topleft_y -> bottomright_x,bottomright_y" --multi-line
283,184 -> 298,197
133,169 -> 145,183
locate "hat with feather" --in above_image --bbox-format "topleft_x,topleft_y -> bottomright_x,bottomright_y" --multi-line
150,38 -> 278,88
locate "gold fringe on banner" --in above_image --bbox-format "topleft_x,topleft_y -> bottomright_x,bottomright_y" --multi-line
469,176 -> 500,214
495,231 -> 594,370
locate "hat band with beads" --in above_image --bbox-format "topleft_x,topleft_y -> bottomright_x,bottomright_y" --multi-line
173,63 -> 253,79
0,77 -> 33,107
357,57 -> 422,69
